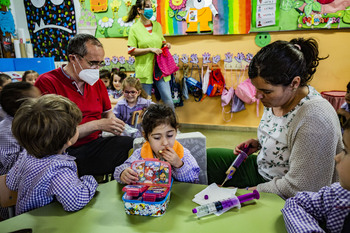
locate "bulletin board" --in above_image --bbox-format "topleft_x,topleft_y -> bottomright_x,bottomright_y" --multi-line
250,0 -> 350,32
79,0 -> 350,39
79,0 -> 252,38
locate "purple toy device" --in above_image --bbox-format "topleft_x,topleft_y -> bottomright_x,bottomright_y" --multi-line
221,145 -> 250,186
192,190 -> 260,218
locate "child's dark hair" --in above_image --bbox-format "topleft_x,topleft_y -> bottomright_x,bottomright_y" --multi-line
110,69 -> 127,91
142,104 -> 179,140
12,94 -> 82,158
122,76 -> 148,99
248,38 -> 328,86
0,73 -> 11,88
22,70 -> 39,82
347,82 -> 350,91
99,69 -> 110,80
67,34 -> 103,61
342,118 -> 350,130
0,82 -> 38,117
126,0 -> 146,22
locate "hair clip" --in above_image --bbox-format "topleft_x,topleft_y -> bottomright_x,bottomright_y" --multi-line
294,44 -> 301,50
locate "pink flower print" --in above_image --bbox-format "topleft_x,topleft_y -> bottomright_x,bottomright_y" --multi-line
169,0 -> 187,10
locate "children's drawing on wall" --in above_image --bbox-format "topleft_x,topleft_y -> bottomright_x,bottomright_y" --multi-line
101,55 -> 135,72
78,0 -> 97,36
168,0 -> 187,21
212,0 -> 252,35
78,0 -> 252,38
185,0 -> 217,33
0,0 -> 15,58
23,0 -> 76,61
255,32 -> 271,47
296,0 -> 350,29
255,0 -> 277,28
251,0 -> 350,32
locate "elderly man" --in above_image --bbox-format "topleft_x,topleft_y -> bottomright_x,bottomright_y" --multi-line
35,34 -> 133,176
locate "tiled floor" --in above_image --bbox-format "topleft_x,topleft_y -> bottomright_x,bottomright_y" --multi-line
180,127 -> 257,150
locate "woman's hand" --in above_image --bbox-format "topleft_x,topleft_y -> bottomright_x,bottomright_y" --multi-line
150,48 -> 162,55
160,147 -> 183,168
234,139 -> 260,155
120,168 -> 139,184
164,42 -> 171,49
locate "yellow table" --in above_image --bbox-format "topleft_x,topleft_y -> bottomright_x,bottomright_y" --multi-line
0,182 -> 286,233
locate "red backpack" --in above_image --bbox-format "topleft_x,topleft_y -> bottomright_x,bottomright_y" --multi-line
206,68 -> 225,97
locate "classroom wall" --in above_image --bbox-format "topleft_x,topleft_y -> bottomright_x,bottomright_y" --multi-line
100,29 -> 350,129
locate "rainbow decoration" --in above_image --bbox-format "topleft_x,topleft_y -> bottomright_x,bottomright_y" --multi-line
156,0 -> 251,36
156,0 -> 187,36
212,0 -> 251,35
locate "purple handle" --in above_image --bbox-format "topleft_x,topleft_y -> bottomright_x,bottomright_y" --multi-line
232,151 -> 248,169
237,190 -> 260,203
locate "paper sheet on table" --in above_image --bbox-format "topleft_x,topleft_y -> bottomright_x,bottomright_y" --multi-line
192,183 -> 238,216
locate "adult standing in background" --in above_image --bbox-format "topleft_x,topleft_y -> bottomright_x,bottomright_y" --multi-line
126,0 -> 174,110
35,34 -> 133,177
207,38 -> 343,199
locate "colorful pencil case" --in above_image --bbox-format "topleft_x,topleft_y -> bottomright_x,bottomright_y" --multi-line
122,159 -> 173,217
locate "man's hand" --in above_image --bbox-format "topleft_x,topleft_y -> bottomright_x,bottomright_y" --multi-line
97,117 -> 125,135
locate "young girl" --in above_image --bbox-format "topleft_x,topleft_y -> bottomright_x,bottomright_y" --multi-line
0,73 -> 12,92
109,69 -> 127,104
22,70 -> 39,85
99,69 -> 111,92
113,76 -> 153,131
114,104 -> 200,184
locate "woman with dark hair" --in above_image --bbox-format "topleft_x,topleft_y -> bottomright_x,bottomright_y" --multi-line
207,38 -> 343,199
126,0 -> 174,110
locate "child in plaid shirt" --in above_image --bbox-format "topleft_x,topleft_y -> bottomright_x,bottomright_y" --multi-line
6,94 -> 98,215
281,119 -> 350,233
0,82 -> 40,175
114,104 -> 200,184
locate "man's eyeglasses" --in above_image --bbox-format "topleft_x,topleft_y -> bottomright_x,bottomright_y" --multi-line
77,55 -> 105,69
124,90 -> 138,95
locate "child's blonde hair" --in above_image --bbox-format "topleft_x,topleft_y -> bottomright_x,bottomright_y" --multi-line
122,76 -> 148,99
12,94 -> 82,158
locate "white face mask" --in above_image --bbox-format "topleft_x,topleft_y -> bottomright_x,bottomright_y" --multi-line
74,55 -> 99,86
